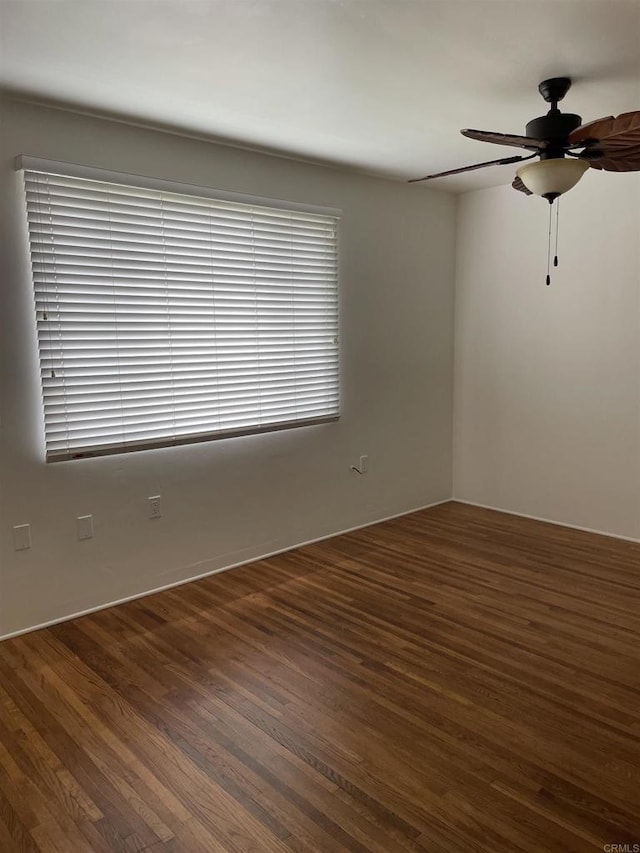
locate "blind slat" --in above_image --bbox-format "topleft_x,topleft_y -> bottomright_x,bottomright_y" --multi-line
24,168 -> 340,460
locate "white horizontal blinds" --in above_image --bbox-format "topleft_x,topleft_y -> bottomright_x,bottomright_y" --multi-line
24,169 -> 339,460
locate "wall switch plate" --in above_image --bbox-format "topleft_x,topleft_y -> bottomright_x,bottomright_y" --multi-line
148,495 -> 162,519
77,515 -> 93,541
13,523 -> 31,551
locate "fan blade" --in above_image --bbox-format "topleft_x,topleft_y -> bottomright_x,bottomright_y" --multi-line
512,176 -> 533,196
569,111 -> 640,152
461,128 -> 548,151
583,146 -> 640,172
408,154 -> 533,183
568,115 -> 613,145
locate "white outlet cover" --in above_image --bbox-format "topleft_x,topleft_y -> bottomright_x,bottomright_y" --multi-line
148,495 -> 162,518
77,515 -> 94,540
13,523 -> 31,551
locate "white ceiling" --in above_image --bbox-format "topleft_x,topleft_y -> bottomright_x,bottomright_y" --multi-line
1,0 -> 639,192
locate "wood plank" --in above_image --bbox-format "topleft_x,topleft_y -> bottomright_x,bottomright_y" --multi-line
0,501 -> 639,851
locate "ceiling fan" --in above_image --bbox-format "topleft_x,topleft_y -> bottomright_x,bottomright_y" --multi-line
409,77 -> 640,202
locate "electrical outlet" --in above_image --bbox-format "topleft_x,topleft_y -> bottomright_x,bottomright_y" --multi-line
148,495 -> 162,519
13,523 -> 31,551
77,515 -> 93,541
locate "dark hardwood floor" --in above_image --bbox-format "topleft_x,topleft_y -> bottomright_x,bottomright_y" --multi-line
1,501 -> 639,852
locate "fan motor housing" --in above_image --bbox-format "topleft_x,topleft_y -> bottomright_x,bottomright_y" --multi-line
526,111 -> 582,154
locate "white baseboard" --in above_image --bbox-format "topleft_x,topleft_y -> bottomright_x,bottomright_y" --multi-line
1,498 -> 452,642
453,498 -> 640,545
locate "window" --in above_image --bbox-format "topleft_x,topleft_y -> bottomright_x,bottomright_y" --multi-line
20,158 -> 340,461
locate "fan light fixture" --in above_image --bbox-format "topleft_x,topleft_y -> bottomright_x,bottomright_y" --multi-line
516,158 -> 590,202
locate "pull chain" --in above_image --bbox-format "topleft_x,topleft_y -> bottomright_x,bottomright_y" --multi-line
546,200 -> 553,286
554,197 -> 560,268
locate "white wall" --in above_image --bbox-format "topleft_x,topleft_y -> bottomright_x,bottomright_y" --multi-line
454,171 -> 640,540
0,99 -> 456,637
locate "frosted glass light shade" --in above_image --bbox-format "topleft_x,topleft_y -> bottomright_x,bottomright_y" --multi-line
517,158 -> 589,198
